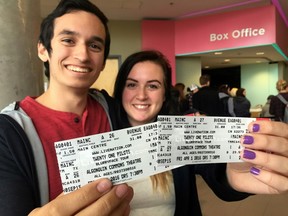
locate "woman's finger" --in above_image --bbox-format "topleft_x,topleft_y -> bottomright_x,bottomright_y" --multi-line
248,120 -> 288,138
241,133 -> 288,157
241,149 -> 288,177
248,167 -> 288,194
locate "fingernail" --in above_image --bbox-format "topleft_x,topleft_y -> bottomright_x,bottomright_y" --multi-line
253,124 -> 260,132
243,149 -> 256,159
97,179 -> 112,193
243,135 -> 254,144
115,184 -> 128,198
250,167 -> 260,175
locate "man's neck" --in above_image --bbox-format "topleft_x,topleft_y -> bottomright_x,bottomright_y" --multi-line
201,84 -> 209,87
36,88 -> 89,116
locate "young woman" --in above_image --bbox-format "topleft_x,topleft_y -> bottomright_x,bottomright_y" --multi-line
270,79 -> 288,121
233,88 -> 251,117
113,50 -> 288,215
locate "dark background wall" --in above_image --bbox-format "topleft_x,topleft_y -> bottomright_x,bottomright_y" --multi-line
202,66 -> 241,90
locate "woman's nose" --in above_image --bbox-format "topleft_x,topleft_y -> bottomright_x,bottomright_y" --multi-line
136,86 -> 148,100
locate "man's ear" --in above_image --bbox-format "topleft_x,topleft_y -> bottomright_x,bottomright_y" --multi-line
38,42 -> 49,62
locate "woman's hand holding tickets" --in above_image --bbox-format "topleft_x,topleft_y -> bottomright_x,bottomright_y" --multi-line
227,120 -> 288,194
28,178 -> 134,216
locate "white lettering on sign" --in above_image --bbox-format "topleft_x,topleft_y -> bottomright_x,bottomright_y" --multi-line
210,28 -> 265,42
232,28 -> 265,38
210,33 -> 229,41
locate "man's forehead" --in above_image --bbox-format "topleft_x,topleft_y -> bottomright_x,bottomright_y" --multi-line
53,11 -> 106,39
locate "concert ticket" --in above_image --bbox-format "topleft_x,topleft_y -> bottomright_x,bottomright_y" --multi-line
157,115 -> 255,165
54,122 -> 173,193
55,116 -> 256,193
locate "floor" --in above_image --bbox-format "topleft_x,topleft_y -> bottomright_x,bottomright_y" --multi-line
196,175 -> 288,216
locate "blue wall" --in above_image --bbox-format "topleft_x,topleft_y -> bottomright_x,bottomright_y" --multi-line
241,63 -> 279,107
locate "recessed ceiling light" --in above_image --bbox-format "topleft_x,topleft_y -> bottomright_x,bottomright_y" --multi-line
224,59 -> 230,62
214,52 -> 223,55
256,52 -> 264,55
204,66 -> 210,68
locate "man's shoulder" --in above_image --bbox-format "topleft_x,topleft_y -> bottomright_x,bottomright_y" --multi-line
201,87 -> 219,97
1,101 -> 31,124
89,89 -> 113,101
281,93 -> 288,100
0,113 -> 29,144
1,101 -> 19,113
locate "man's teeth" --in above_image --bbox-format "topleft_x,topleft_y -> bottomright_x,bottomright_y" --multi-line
67,66 -> 90,73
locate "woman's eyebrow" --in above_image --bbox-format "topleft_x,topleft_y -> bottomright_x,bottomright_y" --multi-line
147,80 -> 161,84
126,78 -> 138,82
127,78 -> 161,84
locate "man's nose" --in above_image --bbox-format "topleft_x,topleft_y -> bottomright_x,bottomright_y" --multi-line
74,44 -> 89,62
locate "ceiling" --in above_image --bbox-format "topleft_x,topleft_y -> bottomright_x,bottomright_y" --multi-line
40,0 -> 288,69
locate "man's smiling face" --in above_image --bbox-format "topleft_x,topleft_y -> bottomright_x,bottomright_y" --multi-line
38,10 -> 106,91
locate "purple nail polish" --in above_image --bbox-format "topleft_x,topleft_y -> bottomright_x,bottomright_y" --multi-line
243,149 -> 256,159
243,135 -> 254,144
253,124 -> 260,132
250,167 -> 260,175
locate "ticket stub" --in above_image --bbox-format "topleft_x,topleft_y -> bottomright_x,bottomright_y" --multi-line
55,116 -> 256,193
157,116 -> 255,165
54,122 -> 174,193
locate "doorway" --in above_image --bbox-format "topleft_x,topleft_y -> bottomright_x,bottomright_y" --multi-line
202,66 -> 241,90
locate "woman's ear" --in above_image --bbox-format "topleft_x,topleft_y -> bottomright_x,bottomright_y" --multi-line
38,42 -> 49,62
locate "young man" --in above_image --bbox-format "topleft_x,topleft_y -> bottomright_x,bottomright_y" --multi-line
0,0 -> 133,215
192,74 -> 222,116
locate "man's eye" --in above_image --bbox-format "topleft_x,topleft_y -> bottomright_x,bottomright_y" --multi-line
61,38 -> 74,44
90,43 -> 103,51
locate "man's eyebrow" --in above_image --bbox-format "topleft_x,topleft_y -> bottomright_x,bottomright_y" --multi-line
58,29 -> 105,44
91,36 -> 105,45
58,29 -> 76,36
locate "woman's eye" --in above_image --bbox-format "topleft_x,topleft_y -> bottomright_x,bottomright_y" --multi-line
126,83 -> 137,88
147,84 -> 160,90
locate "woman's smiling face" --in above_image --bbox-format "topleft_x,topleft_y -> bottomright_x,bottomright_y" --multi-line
122,61 -> 166,126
